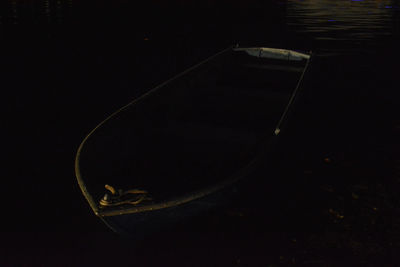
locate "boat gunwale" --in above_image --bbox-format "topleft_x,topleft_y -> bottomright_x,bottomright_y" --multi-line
74,45 -> 312,218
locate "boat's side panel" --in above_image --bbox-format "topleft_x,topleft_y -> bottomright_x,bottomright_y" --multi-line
102,134 -> 280,239
102,184 -> 239,239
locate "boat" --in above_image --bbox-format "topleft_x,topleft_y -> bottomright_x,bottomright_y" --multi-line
75,45 -> 312,237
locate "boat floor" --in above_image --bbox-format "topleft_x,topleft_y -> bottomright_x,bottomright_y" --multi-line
79,88 -> 294,202
78,50 -> 306,205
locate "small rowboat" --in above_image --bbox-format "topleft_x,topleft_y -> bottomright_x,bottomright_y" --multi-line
75,45 -> 312,237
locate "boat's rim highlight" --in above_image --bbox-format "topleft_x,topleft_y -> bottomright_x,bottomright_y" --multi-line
74,45 -> 312,218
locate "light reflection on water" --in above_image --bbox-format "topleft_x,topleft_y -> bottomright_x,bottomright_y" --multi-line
286,0 -> 399,54
1,0 -> 71,25
1,0 -> 398,55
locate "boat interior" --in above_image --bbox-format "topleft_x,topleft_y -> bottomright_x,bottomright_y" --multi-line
78,48 -> 308,208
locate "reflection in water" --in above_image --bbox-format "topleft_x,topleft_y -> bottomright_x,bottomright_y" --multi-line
286,0 -> 399,54
11,0 -> 17,24
44,0 -> 50,20
1,0 -> 398,57
1,0 -> 72,25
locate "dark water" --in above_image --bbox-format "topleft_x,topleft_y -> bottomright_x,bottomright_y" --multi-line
2,0 -> 400,265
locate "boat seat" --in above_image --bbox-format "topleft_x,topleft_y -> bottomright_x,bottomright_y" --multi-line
241,63 -> 305,73
207,85 -> 292,101
217,62 -> 303,91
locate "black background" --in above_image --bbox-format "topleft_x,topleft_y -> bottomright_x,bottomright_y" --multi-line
2,0 -> 400,265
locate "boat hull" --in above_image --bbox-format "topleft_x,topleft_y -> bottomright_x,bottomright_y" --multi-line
75,46 -> 312,238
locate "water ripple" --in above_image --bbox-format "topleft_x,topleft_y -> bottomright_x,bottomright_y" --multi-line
287,0 -> 399,55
